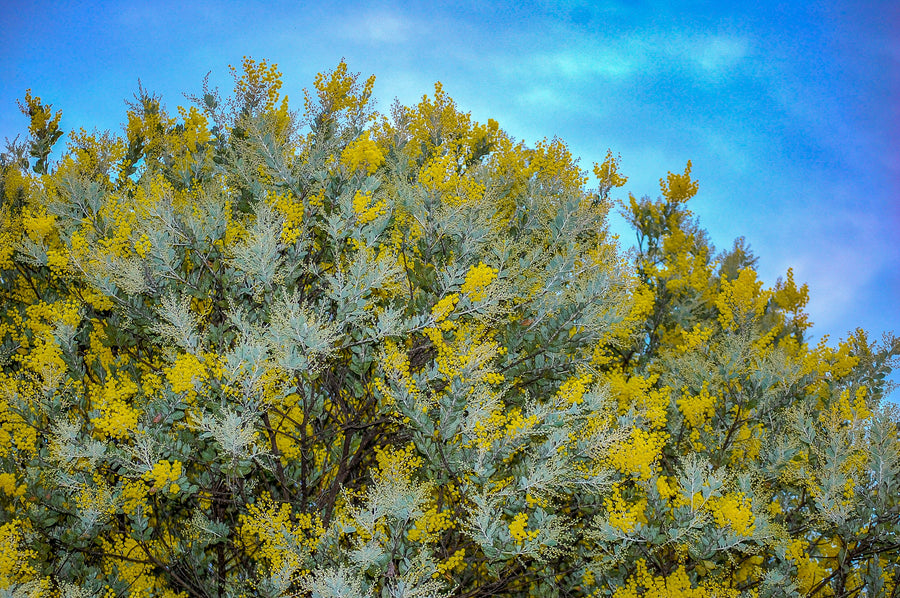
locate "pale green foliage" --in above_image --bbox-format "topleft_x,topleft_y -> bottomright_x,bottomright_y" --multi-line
0,58 -> 897,598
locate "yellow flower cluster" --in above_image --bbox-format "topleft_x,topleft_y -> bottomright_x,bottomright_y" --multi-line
504,407 -> 538,438
230,56 -> 284,112
786,538 -> 832,595
469,406 -> 539,452
421,320 -> 502,386
556,372 -> 594,406
175,105 -> 211,152
267,189 -> 305,245
734,555 -> 765,584
99,534 -> 165,597
374,443 -> 422,484
594,149 -> 628,192
431,293 -> 459,323
716,268 -> 771,331
380,340 -> 419,399
144,460 -> 182,494
352,190 -> 386,225
97,192 -> 140,258
79,284 -> 115,311
833,386 -> 872,421
139,369 -> 164,398
75,477 -> 117,523
460,261 -> 498,301
608,428 -> 668,481
655,475 -> 678,500
677,324 -> 714,353
708,492 -> 755,537
165,352 -> 208,395
122,98 -> 174,169
91,374 -> 141,440
483,136 -> 528,204
483,370 -> 505,385
418,149 -> 487,207
509,512 -> 538,544
433,548 -> 466,578
22,207 -> 56,242
20,331 -> 66,386
239,492 -> 323,573
19,299 -> 81,385
20,88 -> 62,139
0,520 -> 38,589
529,137 -> 588,191
655,227 -> 715,300
612,560 -> 745,598
407,505 -> 454,543
772,267 -> 811,330
604,484 -> 648,533
581,568 -> 596,588
59,128 -> 123,180
526,492 -> 549,508
0,233 -> 13,270
659,160 -> 700,204
729,423 -> 763,463
606,372 -> 668,428
269,393 -> 311,464
84,323 -> 115,372
341,131 -> 385,175
309,59 -> 375,118
0,381 -> 38,459
402,81 -> 494,167
625,282 -> 656,324
677,382 -> 717,429
134,233 -> 152,258
808,334 -> 862,382
46,248 -> 70,277
121,478 -> 151,515
0,474 -> 25,500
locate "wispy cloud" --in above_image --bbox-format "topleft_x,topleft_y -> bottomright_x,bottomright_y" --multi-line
529,46 -> 639,81
516,85 -> 569,109
692,35 -> 750,75
787,246 -> 881,336
336,8 -> 418,45
498,31 -> 752,85
756,201 -> 891,338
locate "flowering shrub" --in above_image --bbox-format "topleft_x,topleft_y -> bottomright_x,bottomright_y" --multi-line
0,58 -> 897,597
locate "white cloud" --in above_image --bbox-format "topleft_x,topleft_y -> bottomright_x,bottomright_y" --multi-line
757,206 -> 890,340
499,31 -> 751,85
516,85 -> 568,109
532,46 -> 639,80
337,9 -> 416,45
692,35 -> 751,75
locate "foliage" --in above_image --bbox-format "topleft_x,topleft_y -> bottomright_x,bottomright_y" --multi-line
0,58 -> 897,598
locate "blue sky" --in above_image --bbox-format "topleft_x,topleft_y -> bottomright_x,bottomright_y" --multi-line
2,1 -> 898,363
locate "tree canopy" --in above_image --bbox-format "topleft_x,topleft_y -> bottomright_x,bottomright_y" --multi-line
0,58 -> 898,598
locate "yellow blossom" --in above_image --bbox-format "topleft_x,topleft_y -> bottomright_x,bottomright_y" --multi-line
0,520 -> 38,588
144,460 -> 182,492
556,372 -> 593,405
352,189 -> 386,225
509,512 -> 538,544
708,492 -> 755,537
461,261 -> 498,301
341,131 -> 385,175
431,293 -> 459,322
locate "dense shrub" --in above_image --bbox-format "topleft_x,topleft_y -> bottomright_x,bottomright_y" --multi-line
0,58 -> 897,597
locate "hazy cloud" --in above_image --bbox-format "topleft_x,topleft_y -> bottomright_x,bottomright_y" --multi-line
500,31 -> 751,84
692,35 -> 751,75
337,9 -> 417,45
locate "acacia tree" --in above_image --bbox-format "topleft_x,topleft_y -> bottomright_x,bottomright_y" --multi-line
0,59 -> 897,598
